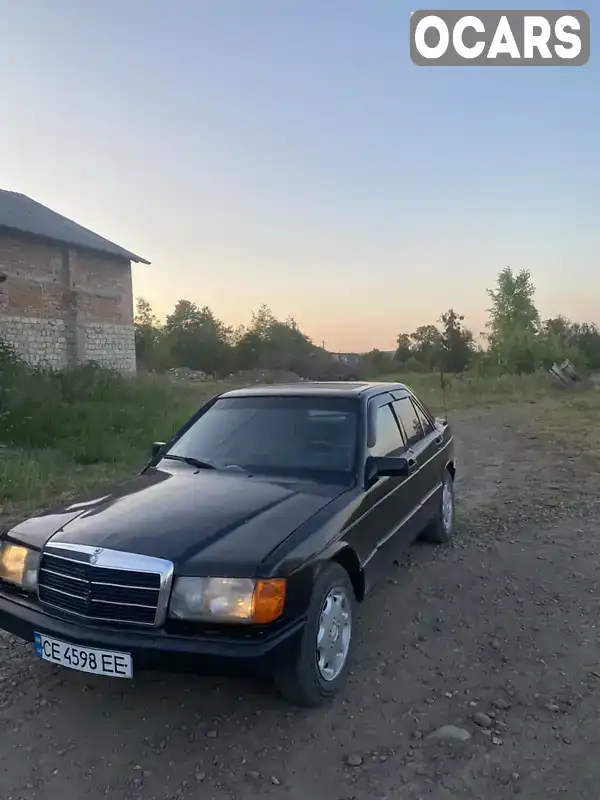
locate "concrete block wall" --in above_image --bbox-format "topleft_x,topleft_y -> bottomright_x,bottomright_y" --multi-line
81,323 -> 137,372
0,232 -> 137,373
0,316 -> 69,368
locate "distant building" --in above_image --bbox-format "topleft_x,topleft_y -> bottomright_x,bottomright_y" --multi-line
0,190 -> 149,372
330,352 -> 361,365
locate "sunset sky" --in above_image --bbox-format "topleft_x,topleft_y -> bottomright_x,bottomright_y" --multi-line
1,0 -> 597,352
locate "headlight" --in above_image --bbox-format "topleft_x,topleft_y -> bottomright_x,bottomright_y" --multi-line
0,542 -> 40,592
169,577 -> 286,624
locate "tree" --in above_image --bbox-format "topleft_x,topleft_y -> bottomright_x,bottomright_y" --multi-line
234,305 -> 318,374
540,317 -> 600,370
164,300 -> 234,376
570,322 -> 600,369
134,297 -> 163,370
486,267 -> 541,373
394,333 -> 412,364
542,315 -> 571,339
438,309 -> 473,373
410,324 -> 443,371
362,348 -> 395,376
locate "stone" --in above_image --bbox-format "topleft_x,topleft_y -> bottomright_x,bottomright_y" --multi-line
428,726 -> 472,743
472,712 -> 493,729
345,754 -> 364,767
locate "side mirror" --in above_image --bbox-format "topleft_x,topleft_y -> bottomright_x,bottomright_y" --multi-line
365,456 -> 417,488
370,455 -> 413,478
151,442 -> 166,458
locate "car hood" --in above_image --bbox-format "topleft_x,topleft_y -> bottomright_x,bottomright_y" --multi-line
4,466 -> 343,575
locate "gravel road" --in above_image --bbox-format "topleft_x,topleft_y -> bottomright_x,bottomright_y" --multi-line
2,403 -> 600,800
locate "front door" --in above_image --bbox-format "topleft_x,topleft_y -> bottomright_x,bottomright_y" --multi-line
343,395 -> 415,589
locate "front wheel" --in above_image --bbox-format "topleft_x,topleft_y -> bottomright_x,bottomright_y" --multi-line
419,467 -> 455,544
274,563 -> 356,708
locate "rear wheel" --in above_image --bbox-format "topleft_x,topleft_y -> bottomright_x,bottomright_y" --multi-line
419,467 -> 455,544
274,563 -> 356,708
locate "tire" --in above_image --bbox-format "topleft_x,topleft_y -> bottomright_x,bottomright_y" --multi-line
419,467 -> 455,544
274,562 -> 356,708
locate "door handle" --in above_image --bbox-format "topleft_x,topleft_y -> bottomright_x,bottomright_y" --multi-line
407,458 -> 418,475
434,435 -> 444,449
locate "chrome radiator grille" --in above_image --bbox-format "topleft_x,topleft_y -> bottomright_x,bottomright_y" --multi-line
37,544 -> 174,627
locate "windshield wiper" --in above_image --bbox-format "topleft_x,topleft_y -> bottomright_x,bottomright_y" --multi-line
161,454 -> 216,470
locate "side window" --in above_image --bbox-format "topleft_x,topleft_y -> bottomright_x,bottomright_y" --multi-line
412,398 -> 434,436
392,398 -> 424,449
371,404 -> 404,457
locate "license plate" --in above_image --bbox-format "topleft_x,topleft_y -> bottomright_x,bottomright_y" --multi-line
34,633 -> 133,678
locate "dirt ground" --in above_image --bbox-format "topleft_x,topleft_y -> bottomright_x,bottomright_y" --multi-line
1,401 -> 600,800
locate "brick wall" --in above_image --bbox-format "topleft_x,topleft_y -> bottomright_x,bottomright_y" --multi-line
0,232 -> 137,372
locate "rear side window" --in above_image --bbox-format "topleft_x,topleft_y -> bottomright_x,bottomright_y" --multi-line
412,399 -> 434,436
371,404 -> 404,457
392,398 -> 424,449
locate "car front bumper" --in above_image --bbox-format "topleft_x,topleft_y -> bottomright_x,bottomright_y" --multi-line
0,592 -> 305,677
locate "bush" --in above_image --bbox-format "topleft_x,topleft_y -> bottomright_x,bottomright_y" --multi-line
403,356 -> 428,374
0,354 -> 205,466
0,338 -> 21,370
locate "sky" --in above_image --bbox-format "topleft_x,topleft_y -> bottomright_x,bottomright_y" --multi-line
0,0 -> 597,352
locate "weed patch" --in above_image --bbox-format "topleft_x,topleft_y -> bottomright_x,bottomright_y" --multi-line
0,352 -> 222,514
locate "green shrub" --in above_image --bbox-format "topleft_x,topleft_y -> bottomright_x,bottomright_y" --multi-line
0,356 -> 206,466
0,338 -> 21,369
403,356 -> 428,374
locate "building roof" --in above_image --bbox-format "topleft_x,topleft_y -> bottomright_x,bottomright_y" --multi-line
0,190 -> 150,264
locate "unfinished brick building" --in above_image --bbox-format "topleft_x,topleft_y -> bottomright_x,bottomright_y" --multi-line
0,190 -> 149,373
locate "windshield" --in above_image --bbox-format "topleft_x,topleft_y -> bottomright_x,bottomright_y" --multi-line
164,395 -> 361,484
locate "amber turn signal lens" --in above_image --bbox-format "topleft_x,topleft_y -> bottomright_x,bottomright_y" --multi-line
252,579 -> 286,624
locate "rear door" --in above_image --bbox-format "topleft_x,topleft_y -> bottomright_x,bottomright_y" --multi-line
391,393 -> 445,529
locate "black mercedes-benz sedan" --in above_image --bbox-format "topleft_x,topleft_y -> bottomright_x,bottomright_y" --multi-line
0,381 -> 456,707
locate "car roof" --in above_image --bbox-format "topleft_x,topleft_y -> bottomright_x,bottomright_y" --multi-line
219,381 -> 410,400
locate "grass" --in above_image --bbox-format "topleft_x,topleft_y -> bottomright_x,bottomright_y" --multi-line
0,363 -> 225,518
386,370 -> 552,413
1,361 -> 598,522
